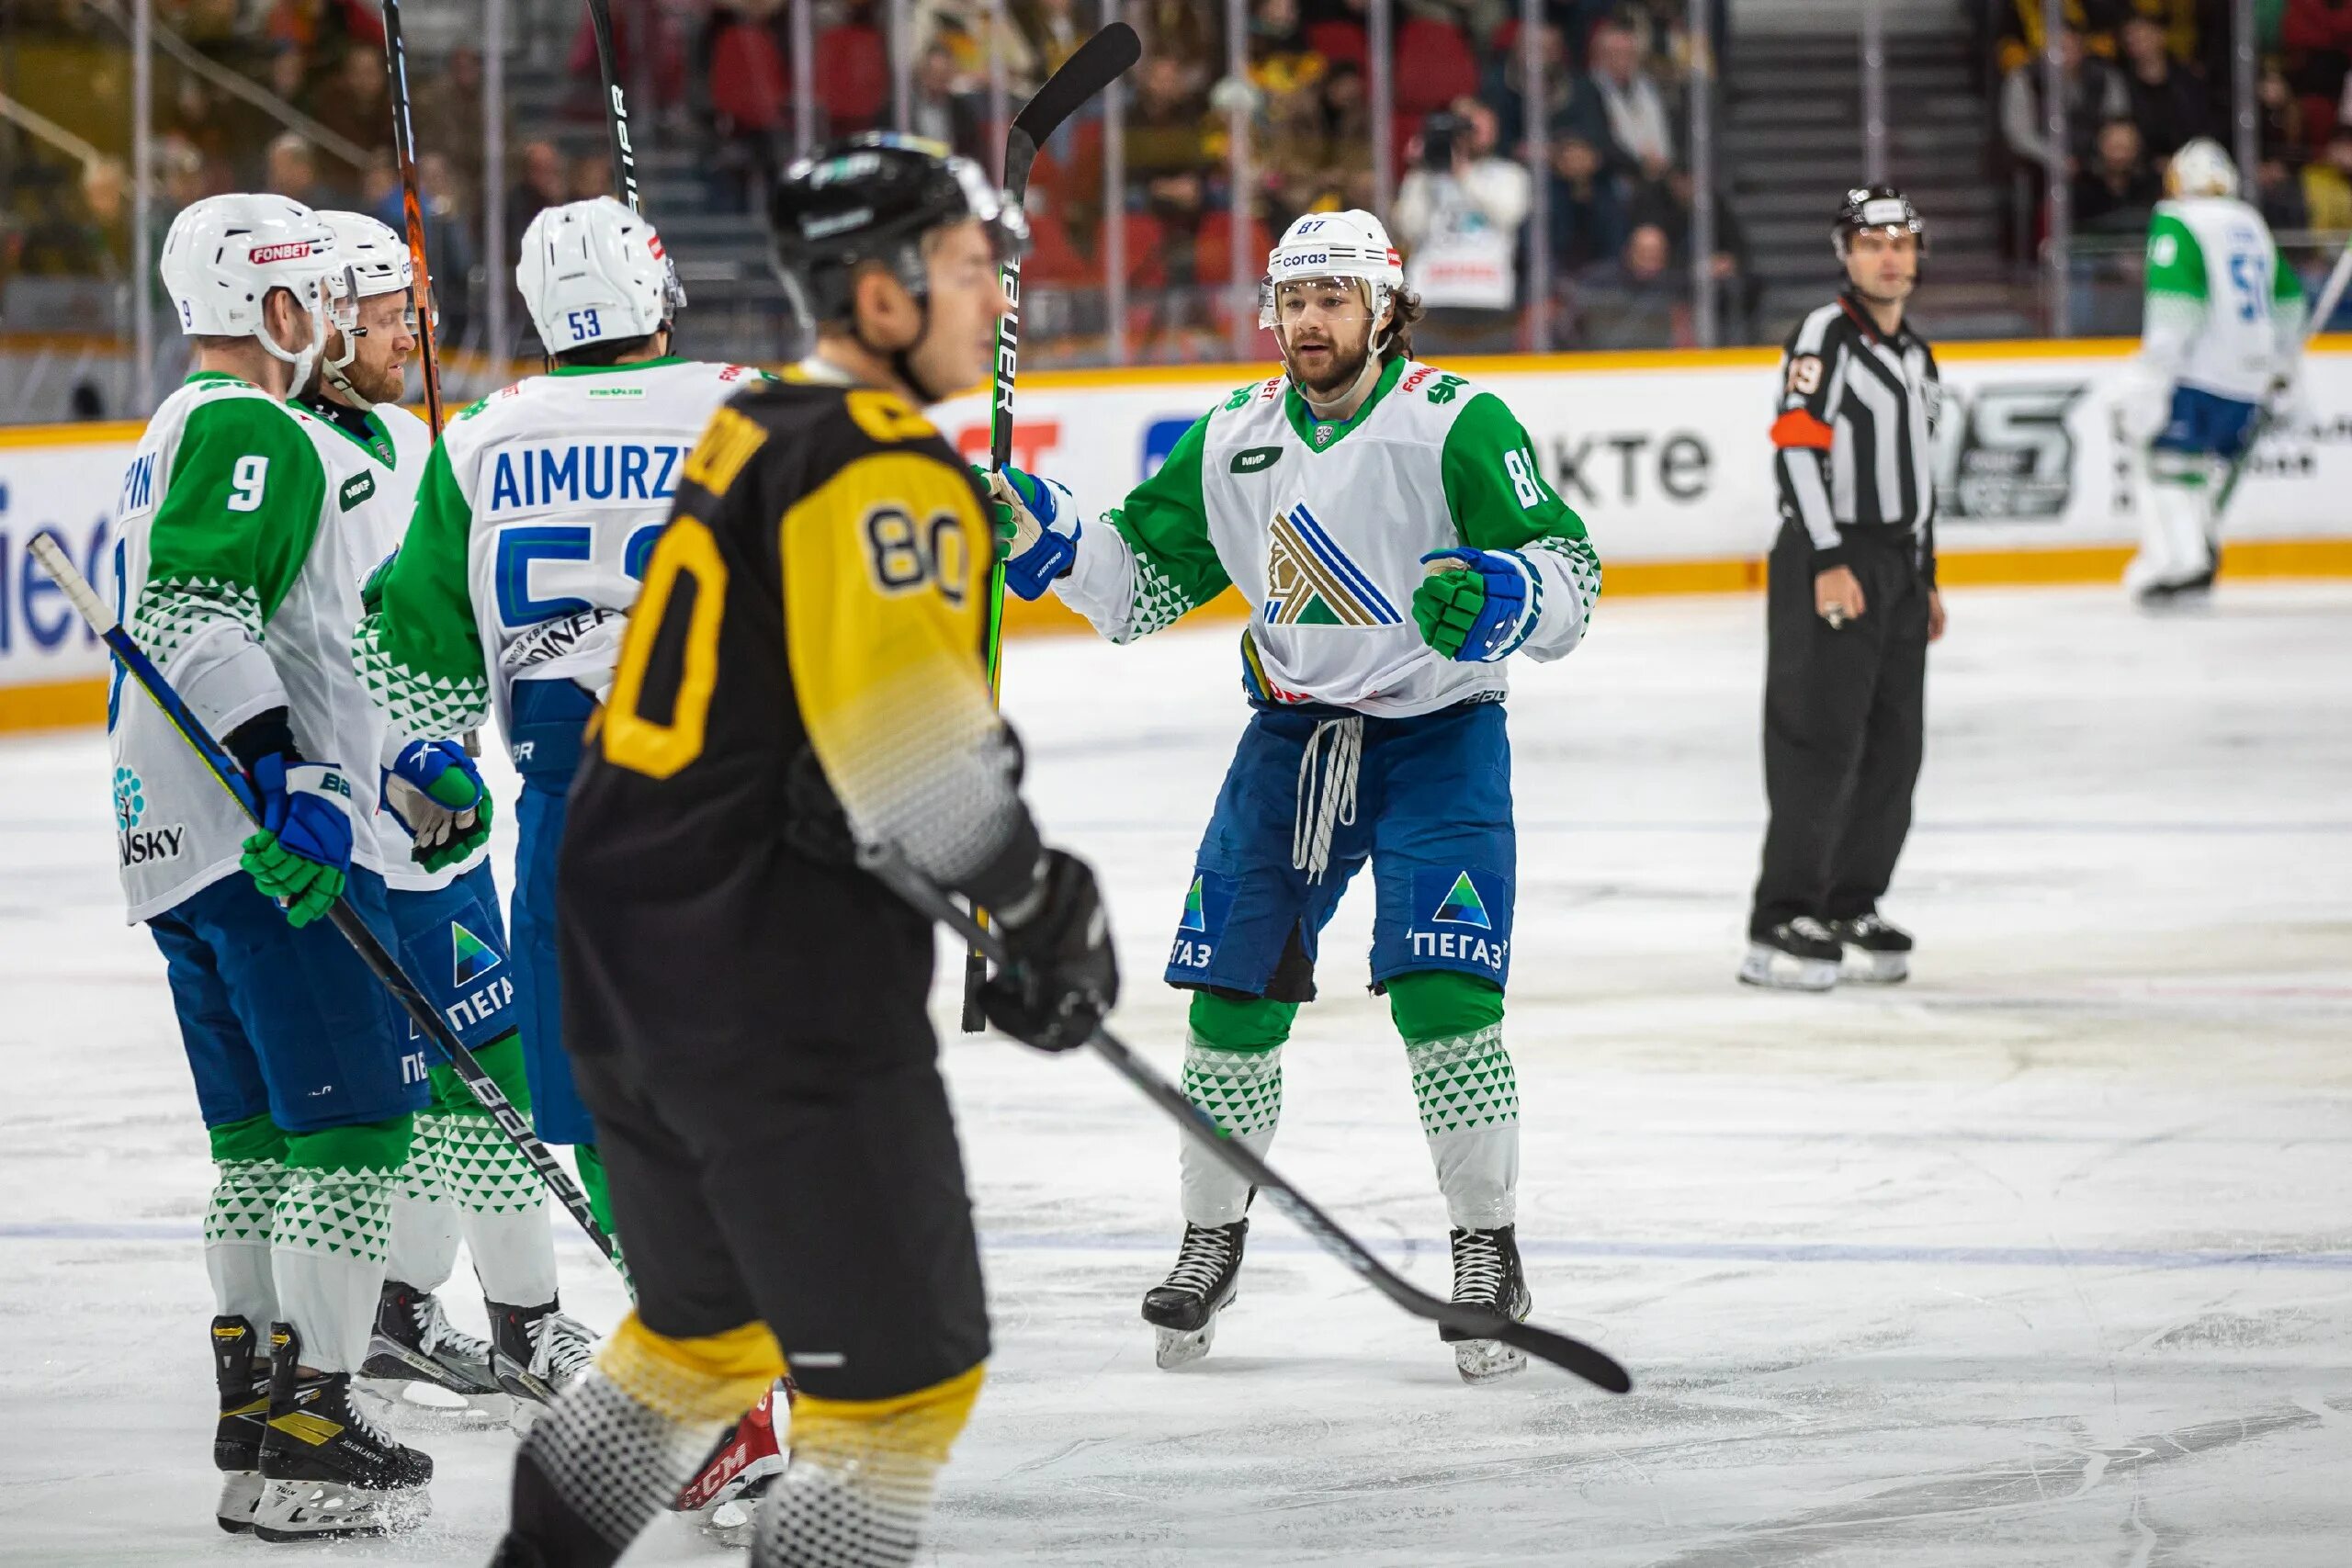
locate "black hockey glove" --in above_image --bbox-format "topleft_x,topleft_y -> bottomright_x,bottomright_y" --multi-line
981,848 -> 1118,1054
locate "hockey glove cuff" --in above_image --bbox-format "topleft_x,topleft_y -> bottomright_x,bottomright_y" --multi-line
1413,548 -> 1536,662
383,737 -> 495,872
240,754 -> 356,928
982,848 -> 1118,1054
982,465 -> 1081,602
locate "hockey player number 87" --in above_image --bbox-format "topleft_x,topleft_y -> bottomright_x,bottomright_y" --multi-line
601,513 -> 728,781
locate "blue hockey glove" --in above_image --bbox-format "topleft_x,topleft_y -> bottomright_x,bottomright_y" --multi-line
979,464 -> 1080,601
240,755 -> 357,927
1413,548 -> 1535,662
382,737 -> 495,873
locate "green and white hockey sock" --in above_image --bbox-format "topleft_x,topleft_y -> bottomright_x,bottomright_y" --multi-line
1391,973 -> 1520,1230
2136,449 -> 2216,589
204,1111 -> 288,1333
425,1039 -> 559,1309
271,1117 -> 408,1373
1179,993 -> 1296,1227
386,1113 -> 460,1292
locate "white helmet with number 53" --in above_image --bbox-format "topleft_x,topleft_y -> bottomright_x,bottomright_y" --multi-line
516,196 -> 687,357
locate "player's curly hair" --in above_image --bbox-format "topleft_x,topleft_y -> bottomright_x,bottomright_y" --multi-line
1381,287 -> 1425,364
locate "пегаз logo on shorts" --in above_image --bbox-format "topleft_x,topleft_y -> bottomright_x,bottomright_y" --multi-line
113,767 -> 144,830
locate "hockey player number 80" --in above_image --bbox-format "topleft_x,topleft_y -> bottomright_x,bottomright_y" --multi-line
861,503 -> 968,607
602,514 -> 729,780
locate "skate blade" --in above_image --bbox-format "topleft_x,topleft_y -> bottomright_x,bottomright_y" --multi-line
1454,1338 -> 1528,1382
356,1375 -> 514,1429
361,1337 -> 502,1399
1154,1317 -> 1218,1370
1738,944 -> 1838,991
1839,947 -> 1909,985
250,1477 -> 432,1540
215,1471 -> 264,1534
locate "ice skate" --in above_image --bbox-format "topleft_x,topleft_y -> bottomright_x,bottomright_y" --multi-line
676,1382 -> 791,1544
359,1279 -> 508,1416
489,1297 -> 598,1412
253,1323 -> 433,1540
1441,1226 -> 1532,1383
1829,911 -> 1912,984
1141,1219 -> 1247,1369
211,1316 -> 269,1534
1739,917 -> 1842,990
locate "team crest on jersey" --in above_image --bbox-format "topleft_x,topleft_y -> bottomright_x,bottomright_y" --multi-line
1431,870 -> 1491,929
1262,502 -> 1402,627
1179,875 -> 1208,932
451,921 -> 503,987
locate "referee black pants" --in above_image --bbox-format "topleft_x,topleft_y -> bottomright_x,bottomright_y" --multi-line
1749,523 -> 1929,937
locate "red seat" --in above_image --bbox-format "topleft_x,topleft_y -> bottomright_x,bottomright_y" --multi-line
1022,209 -> 1095,285
1115,210 -> 1168,289
1394,17 -> 1477,115
709,21 -> 788,131
1306,20 -> 1368,69
1193,209 -> 1275,288
814,24 -> 889,131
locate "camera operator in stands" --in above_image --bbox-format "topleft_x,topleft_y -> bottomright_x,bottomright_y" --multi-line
1393,97 -> 1531,354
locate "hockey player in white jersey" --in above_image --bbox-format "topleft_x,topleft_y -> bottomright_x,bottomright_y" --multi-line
2120,137 -> 2305,602
113,194 -> 493,1538
297,211 -> 594,1416
991,210 -> 1601,1381
353,196 -> 768,1254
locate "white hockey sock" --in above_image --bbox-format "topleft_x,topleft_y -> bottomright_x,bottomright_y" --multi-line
1407,1026 -> 1521,1230
205,1156 -> 287,1332
1178,1038 -> 1283,1227
2133,456 -> 2215,590
272,1164 -> 395,1373
386,1115 -> 460,1292
431,1110 -> 558,1307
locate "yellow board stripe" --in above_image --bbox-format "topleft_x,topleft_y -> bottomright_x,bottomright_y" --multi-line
0,676 -> 107,733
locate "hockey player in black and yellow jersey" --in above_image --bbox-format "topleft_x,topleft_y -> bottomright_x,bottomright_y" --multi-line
489,135 -> 1119,1568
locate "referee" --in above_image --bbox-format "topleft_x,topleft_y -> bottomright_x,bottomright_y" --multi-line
1742,186 -> 1948,991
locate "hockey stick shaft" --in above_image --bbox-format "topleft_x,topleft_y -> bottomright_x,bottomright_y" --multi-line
865,843 -> 1631,1394
964,20 -> 1141,1032
27,536 -> 617,1265
582,0 -> 642,213
379,0 -> 445,435
2214,238 -> 2352,524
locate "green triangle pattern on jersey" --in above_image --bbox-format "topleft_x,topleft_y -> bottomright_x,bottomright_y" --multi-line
1179,876 -> 1207,933
1433,870 -> 1492,930
452,921 -> 502,987
1406,1027 -> 1520,1137
205,1158 -> 288,1247
429,1111 -> 548,1214
272,1167 -> 394,1263
397,1119 -> 445,1205
1181,1038 -> 1284,1139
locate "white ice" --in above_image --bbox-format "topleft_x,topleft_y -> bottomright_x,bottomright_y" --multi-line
3,583 -> 2349,1566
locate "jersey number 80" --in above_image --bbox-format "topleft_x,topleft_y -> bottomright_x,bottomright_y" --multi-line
861,504 -> 968,606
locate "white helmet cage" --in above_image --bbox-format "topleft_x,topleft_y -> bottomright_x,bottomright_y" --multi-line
2167,137 -> 2240,199
316,211 -> 416,395
517,196 -> 688,357
1259,209 -> 1407,352
158,194 -> 352,392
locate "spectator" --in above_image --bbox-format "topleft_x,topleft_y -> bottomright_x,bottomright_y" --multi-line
416,151 -> 478,351
2301,123 -> 2352,228
568,0 -> 687,123
267,43 -> 311,111
309,42 -> 392,164
2000,25 -> 2128,175
704,4 -> 790,205
2075,118 -> 2163,230
1393,97 -> 1531,348
1485,19 -> 1568,153
1585,19 -> 1675,186
266,132 -> 335,209
909,42 -> 987,164
1013,0 -> 1088,91
2281,0 -> 2352,103
567,152 -> 612,203
410,46 -> 488,212
1136,0 -> 1221,95
2256,152 -> 2312,230
1574,220 -> 1688,347
1547,132 -> 1627,271
507,141 -> 568,262
2119,15 -> 2208,158
1125,53 -> 1212,185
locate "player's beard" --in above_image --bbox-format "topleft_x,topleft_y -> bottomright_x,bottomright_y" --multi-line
348,350 -> 406,408
1284,321 -> 1375,408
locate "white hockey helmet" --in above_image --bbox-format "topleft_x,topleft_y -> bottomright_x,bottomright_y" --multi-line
1258,209 -> 1406,337
158,193 -> 349,390
316,211 -> 416,400
2166,137 -> 2239,199
516,196 -> 686,356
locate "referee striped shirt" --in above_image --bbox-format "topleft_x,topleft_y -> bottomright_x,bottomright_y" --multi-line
1770,291 -> 1941,577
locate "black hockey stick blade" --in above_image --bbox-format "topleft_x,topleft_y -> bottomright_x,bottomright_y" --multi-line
863,843 -> 1634,1395
1003,22 -> 1139,201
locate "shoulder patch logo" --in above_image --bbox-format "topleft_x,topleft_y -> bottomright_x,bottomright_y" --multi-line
1431,870 -> 1492,929
1262,502 -> 1403,627
1229,446 -> 1283,474
451,920 -> 503,987
338,471 -> 376,510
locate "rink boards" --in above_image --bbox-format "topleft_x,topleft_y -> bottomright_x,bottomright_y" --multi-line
7,335 -> 2352,730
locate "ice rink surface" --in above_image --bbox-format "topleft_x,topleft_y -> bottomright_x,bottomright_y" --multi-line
3,582 -> 2349,1566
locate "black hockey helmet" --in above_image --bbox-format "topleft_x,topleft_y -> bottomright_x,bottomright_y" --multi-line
1832,186 -> 1926,260
767,132 -> 1027,329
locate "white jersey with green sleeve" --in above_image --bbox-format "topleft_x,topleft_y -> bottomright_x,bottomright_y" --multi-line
108,373 -> 390,923
353,356 -> 766,755
2143,196 -> 2306,402
1052,356 -> 1601,717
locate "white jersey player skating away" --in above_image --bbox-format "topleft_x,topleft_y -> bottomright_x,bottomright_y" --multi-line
2120,137 -> 2305,603
992,210 -> 1602,1380
297,211 -> 595,1416
110,195 -> 490,1538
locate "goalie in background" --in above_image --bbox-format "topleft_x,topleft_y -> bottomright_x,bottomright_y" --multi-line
487,134 -> 1117,1568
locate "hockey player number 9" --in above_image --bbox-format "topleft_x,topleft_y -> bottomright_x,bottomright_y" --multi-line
601,514 -> 729,780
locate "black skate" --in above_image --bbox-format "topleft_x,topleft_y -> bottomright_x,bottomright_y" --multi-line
1739,917 -> 1842,991
1141,1219 -> 1247,1370
489,1297 -> 598,1411
254,1322 -> 433,1540
1441,1226 -> 1532,1383
1828,911 -> 1911,984
211,1316 -> 269,1534
360,1279 -> 505,1414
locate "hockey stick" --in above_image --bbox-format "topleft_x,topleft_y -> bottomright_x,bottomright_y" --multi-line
963,20 -> 1142,1033
2212,239 -> 2352,531
582,0 -> 642,213
379,0 -> 445,434
866,843 -> 1633,1394
27,536 -> 619,1267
